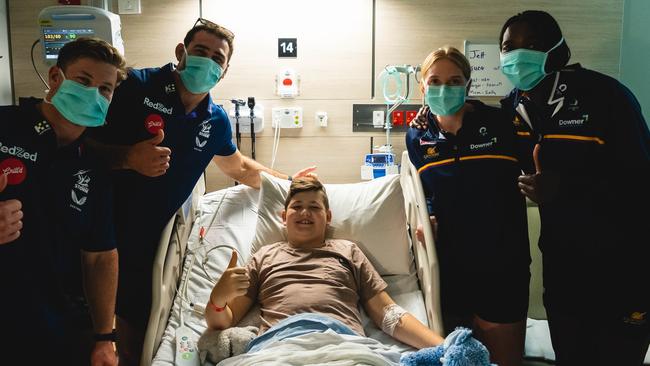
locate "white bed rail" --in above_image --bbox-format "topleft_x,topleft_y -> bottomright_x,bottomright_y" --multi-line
141,175 -> 206,366
400,150 -> 444,335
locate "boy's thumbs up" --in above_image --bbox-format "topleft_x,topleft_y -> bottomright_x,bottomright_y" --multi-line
227,250 -> 238,269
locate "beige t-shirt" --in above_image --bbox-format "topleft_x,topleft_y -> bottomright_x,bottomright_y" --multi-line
245,239 -> 387,336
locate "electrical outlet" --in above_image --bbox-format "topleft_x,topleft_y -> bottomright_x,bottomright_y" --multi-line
372,110 -> 385,128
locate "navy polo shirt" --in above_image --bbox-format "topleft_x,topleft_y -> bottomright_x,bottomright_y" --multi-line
0,98 -> 115,338
43,141 -> 116,299
0,97 -> 57,291
501,64 -> 650,311
405,100 -> 529,271
92,63 -> 237,265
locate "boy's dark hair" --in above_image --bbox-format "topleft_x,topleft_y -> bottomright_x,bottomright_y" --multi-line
56,37 -> 127,82
499,10 -> 571,72
184,19 -> 235,62
284,178 -> 329,210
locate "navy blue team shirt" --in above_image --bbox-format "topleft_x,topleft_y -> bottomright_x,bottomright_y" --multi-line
501,64 -> 650,314
93,63 -> 236,271
0,97 -> 115,342
405,99 -> 530,271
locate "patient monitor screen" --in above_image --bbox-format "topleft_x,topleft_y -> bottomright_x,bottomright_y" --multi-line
43,28 -> 95,60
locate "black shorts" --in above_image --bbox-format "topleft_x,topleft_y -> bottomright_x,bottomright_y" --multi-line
440,266 -> 530,325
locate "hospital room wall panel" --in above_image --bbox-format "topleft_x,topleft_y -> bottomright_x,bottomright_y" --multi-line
113,0 -> 198,70
374,0 -> 624,101
201,0 -> 373,101
8,0 -> 56,99
7,0 -> 624,189
8,0 -> 199,99
204,135 -> 408,192
212,98 -> 403,138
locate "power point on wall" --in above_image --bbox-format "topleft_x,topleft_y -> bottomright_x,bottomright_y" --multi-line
316,111 -> 328,127
118,0 -> 141,14
372,110 -> 385,128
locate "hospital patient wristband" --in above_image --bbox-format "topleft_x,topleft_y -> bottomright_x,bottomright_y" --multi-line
93,329 -> 117,342
208,299 -> 227,312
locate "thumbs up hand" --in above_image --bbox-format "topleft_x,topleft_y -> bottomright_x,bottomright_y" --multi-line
0,174 -> 23,245
209,250 -> 249,309
517,144 -> 560,204
125,129 -> 172,177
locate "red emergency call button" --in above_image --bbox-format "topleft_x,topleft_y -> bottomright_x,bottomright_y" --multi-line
282,78 -> 293,86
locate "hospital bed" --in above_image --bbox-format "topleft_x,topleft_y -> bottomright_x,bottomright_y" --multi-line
140,151 -> 650,366
141,150 -> 442,365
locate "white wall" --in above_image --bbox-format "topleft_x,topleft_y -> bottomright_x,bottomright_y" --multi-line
0,0 -> 13,105
620,0 -> 650,123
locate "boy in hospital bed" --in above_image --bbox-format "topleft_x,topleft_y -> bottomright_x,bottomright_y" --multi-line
205,178 -> 444,353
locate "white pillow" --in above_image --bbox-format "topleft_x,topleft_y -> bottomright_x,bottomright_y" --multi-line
251,172 -> 412,275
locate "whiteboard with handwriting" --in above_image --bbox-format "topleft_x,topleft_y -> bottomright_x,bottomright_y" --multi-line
463,41 -> 513,97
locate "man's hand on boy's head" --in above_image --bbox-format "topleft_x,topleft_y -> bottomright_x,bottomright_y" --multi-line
291,166 -> 318,181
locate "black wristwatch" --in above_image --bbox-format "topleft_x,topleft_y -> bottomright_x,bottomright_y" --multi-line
93,329 -> 117,342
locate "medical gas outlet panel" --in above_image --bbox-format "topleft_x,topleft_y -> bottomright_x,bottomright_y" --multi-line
272,107 -> 303,128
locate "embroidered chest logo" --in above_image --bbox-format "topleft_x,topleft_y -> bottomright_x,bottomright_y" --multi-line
0,142 -> 38,162
470,137 -> 498,151
194,119 -> 212,151
34,120 -> 51,135
164,83 -> 176,94
419,130 -> 436,146
512,115 -> 522,127
0,158 -> 27,185
567,97 -> 580,111
423,146 -> 439,159
479,126 -> 488,136
623,311 -> 647,326
143,97 -> 173,115
558,114 -> 589,128
71,169 -> 91,210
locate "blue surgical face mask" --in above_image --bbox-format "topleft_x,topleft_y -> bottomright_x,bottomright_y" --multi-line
179,47 -> 223,94
46,69 -> 110,127
500,37 -> 564,91
425,84 -> 467,116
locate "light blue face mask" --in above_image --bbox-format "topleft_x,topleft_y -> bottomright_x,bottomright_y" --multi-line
46,70 -> 110,127
500,37 -> 564,91
179,47 -> 223,94
425,84 -> 467,116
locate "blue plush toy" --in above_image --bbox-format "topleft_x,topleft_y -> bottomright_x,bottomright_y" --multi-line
400,327 -> 496,366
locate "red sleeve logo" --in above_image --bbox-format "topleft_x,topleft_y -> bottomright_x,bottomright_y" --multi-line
0,158 -> 27,185
145,114 -> 165,134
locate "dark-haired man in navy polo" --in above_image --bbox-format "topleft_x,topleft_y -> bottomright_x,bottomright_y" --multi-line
87,19 -> 316,365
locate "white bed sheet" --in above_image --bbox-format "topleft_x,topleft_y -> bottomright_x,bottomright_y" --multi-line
152,185 -> 428,365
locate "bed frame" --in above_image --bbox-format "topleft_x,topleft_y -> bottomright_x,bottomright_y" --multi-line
140,152 -> 444,365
